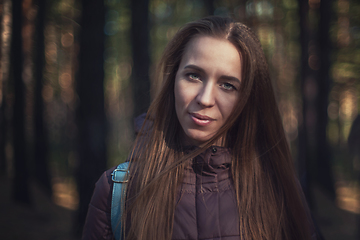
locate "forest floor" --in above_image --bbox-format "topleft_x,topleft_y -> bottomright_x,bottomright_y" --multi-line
312,183 -> 359,240
0,175 -> 358,240
0,176 -> 79,240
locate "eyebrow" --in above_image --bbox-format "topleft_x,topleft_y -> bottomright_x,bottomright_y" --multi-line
184,64 -> 241,84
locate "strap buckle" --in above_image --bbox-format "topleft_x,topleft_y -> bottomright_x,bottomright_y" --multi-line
111,168 -> 129,183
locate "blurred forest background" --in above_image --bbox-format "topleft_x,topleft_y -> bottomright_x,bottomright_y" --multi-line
0,0 -> 359,239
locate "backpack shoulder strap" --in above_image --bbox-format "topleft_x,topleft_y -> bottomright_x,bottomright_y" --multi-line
111,162 -> 130,240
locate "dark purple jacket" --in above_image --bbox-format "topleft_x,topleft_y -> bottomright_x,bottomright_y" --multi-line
82,146 -> 316,240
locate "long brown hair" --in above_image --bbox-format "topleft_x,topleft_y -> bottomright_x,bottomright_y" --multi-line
123,16 -> 312,240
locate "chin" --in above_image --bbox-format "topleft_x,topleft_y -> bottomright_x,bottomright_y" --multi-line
184,130 -> 213,146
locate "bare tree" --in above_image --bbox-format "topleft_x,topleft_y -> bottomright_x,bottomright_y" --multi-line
11,0 -> 31,204
33,0 -> 52,197
203,0 -> 215,16
0,0 -> 12,176
316,0 -> 335,199
131,0 -> 150,118
297,0 -> 313,205
75,0 -> 107,236
297,0 -> 335,206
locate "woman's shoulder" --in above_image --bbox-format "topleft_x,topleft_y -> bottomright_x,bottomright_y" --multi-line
89,166 -> 117,213
99,166 -> 117,189
82,166 -> 118,239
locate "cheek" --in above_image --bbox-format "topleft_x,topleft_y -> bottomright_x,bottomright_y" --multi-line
174,80 -> 191,111
219,96 -> 238,121
174,81 -> 181,109
174,79 -> 186,118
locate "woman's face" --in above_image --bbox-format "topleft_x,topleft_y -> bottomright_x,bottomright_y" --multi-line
174,36 -> 242,146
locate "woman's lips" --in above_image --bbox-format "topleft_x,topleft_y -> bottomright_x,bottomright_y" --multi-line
189,113 -> 215,126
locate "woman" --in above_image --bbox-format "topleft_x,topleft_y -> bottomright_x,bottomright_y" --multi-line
83,16 -> 316,240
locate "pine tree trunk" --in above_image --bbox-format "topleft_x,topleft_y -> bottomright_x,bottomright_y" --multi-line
34,0 -> 52,197
0,1 -> 9,176
316,0 -> 335,199
74,0 -> 107,236
131,0 -> 150,118
297,0 -> 312,206
203,0 -> 215,16
11,0 -> 31,205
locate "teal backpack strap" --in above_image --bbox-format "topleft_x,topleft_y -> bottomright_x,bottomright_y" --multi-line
111,162 -> 130,240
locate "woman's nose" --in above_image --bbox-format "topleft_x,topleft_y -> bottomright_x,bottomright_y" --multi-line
196,82 -> 215,107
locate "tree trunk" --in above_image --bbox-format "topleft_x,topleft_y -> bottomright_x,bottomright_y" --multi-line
316,0 -> 335,199
298,0 -> 336,207
0,0 -> 10,176
203,0 -> 215,16
11,0 -> 31,204
0,94 -> 6,176
33,0 -> 52,197
131,0 -> 150,118
74,0 -> 107,236
297,0 -> 313,207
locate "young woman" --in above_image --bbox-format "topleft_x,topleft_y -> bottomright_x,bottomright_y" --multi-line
83,16 -> 316,240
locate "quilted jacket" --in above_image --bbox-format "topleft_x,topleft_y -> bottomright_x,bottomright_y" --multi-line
82,146 -> 317,240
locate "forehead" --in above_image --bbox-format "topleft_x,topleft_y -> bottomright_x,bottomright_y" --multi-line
179,36 -> 242,77
185,35 -> 239,54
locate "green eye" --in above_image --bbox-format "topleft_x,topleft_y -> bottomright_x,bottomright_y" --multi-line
222,83 -> 236,90
188,73 -> 200,80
